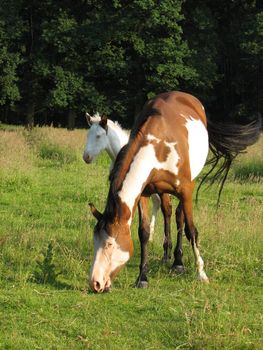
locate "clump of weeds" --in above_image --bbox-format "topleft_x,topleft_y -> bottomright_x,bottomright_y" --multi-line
32,240 -> 61,285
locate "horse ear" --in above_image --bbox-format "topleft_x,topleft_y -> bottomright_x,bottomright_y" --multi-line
99,115 -> 108,131
89,203 -> 103,221
86,113 -> 92,126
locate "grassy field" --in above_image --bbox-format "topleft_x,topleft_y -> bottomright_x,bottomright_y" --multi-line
0,124 -> 262,349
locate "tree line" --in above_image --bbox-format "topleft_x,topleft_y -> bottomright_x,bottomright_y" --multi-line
0,0 -> 262,129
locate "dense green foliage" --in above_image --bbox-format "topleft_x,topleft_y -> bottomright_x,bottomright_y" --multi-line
0,0 -> 262,128
0,125 -> 262,348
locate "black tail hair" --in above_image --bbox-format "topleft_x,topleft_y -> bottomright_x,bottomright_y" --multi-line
196,116 -> 262,205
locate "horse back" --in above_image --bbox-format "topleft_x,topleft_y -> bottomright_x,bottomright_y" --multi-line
140,91 -> 209,182
142,91 -> 206,131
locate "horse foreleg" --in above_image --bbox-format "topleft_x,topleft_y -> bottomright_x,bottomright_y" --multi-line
172,201 -> 185,272
181,185 -> 209,282
160,193 -> 172,262
149,194 -> 161,240
135,196 -> 150,288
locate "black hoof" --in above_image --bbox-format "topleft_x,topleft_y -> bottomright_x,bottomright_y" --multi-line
135,280 -> 148,289
171,265 -> 185,274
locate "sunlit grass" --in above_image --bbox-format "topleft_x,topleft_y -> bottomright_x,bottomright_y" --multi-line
232,134 -> 263,181
0,126 -> 262,349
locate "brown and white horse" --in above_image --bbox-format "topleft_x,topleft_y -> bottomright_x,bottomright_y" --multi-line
89,91 -> 261,293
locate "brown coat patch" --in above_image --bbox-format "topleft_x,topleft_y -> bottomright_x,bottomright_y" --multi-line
106,219 -> 134,257
149,139 -> 171,162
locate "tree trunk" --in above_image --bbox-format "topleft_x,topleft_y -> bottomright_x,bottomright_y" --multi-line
67,109 -> 76,130
4,105 -> 9,123
134,91 -> 146,118
43,110 -> 48,125
25,102 -> 35,129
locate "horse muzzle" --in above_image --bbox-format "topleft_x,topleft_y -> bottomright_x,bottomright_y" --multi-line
83,152 -> 93,164
90,277 -> 112,293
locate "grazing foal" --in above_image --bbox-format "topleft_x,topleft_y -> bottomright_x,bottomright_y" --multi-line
83,113 -> 173,259
89,91 -> 261,293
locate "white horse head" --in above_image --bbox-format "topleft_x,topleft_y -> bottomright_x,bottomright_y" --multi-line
83,113 -> 109,163
83,112 -> 129,164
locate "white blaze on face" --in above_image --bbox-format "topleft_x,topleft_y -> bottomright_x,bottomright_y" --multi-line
90,230 -> 130,291
118,136 -> 180,212
185,117 -> 209,180
111,241 -> 130,272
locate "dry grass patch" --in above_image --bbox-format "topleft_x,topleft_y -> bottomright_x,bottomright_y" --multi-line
0,129 -> 33,172
0,125 -> 86,170
29,126 -> 87,153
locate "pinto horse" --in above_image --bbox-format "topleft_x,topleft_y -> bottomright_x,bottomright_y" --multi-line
89,91 -> 261,293
83,113 -> 173,259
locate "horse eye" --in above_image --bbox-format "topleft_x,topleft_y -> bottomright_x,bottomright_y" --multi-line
105,242 -> 113,249
96,135 -> 101,139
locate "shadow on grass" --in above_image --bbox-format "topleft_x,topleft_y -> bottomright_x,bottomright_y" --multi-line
127,256 -> 195,284
30,279 -> 77,291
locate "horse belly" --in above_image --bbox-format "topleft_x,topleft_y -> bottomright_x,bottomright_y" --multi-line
185,118 -> 209,180
143,180 -> 177,196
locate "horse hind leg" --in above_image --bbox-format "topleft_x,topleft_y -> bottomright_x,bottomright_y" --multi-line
181,186 -> 209,283
171,201 -> 185,273
160,193 -> 172,262
149,194 -> 161,240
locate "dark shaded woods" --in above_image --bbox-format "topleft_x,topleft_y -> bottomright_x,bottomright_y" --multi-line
0,1 -> 262,129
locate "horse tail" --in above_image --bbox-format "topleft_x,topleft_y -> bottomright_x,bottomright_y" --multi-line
196,116 -> 262,204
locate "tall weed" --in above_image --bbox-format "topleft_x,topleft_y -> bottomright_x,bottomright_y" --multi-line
32,240 -> 61,285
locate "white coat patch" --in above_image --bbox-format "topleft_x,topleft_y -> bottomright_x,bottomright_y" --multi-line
118,139 -> 180,212
185,118 -> 209,180
146,134 -> 161,143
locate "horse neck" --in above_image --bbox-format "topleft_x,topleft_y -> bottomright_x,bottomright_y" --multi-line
109,131 -> 153,224
106,121 -> 129,161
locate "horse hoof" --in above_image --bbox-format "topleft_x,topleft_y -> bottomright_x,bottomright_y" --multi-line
198,272 -> 209,283
161,257 -> 170,264
172,265 -> 185,274
136,281 -> 148,289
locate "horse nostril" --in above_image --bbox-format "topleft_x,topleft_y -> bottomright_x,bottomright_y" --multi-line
83,153 -> 91,164
93,281 -> 103,293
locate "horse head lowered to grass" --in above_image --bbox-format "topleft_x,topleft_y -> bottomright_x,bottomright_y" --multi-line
88,91 -> 261,293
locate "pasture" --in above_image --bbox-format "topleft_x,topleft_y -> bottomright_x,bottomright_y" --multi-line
0,124 -> 262,349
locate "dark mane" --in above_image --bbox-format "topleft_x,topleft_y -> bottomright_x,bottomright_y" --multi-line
109,144 -> 130,198
130,99 -> 161,139
103,144 -> 131,222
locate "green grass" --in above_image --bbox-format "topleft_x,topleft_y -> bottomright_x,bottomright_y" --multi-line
233,159 -> 263,181
38,143 -> 77,166
0,126 -> 262,349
